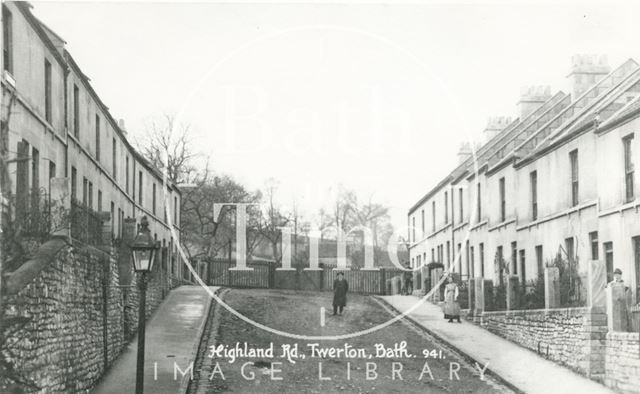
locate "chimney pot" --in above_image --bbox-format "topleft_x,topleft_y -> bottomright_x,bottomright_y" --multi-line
483,116 -> 512,142
568,54 -> 610,100
118,119 -> 127,134
457,142 -> 473,164
517,85 -> 552,119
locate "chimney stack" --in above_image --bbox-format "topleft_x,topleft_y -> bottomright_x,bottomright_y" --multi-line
568,54 -> 610,100
457,142 -> 472,164
517,85 -> 551,120
118,119 -> 127,135
483,116 -> 512,142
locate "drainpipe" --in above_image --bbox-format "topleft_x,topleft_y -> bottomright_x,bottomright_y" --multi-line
451,184 -> 456,278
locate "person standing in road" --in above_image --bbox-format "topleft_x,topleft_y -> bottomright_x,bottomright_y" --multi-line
442,274 -> 461,323
404,262 -> 414,295
333,272 -> 349,316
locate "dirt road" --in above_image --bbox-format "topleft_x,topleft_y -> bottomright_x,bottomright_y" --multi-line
189,289 -> 512,394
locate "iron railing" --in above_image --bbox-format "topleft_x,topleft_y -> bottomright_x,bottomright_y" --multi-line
70,198 -> 103,246
14,188 -> 52,239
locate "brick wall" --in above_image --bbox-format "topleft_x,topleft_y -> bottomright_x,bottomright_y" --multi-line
2,245 -> 124,393
479,307 -> 607,378
605,332 -> 640,393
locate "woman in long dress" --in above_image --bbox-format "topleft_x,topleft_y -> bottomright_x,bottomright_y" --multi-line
442,275 -> 461,323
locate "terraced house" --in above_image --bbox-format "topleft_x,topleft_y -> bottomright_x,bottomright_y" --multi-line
1,2 -> 184,276
408,54 -> 640,305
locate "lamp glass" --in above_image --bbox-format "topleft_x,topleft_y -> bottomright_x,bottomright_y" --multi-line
132,247 -> 156,272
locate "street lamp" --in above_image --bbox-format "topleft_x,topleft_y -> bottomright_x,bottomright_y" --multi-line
130,216 -> 157,394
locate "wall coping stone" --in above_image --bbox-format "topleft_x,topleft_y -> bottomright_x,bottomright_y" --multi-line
3,236 -> 69,295
482,306 -> 592,317
607,331 -> 640,341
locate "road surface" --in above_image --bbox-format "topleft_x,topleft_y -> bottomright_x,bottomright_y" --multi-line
188,289 -> 512,394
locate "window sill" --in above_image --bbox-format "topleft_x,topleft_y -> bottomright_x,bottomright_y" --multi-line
453,221 -> 469,232
470,220 -> 488,231
517,200 -> 598,231
3,70 -> 16,88
598,198 -> 639,218
488,218 -> 516,232
427,223 -> 452,240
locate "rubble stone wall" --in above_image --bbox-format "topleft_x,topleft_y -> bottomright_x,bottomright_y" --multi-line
3,245 -> 124,393
479,307 -> 607,378
605,332 -> 640,394
2,242 -> 183,393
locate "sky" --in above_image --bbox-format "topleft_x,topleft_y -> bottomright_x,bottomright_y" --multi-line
30,0 -> 640,230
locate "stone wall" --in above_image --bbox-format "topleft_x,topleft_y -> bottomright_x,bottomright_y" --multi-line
605,332 -> 640,393
479,307 -> 607,378
1,240 -> 185,393
122,264 -> 175,340
117,239 -> 189,340
2,244 -> 124,393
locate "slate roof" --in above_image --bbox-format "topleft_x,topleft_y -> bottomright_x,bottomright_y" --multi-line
408,58 -> 640,215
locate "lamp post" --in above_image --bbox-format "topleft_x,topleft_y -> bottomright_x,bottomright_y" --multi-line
130,216 -> 157,394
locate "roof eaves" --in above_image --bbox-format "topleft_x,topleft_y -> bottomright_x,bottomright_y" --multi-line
485,93 -> 571,174
543,68 -> 640,145
15,2 -> 66,67
596,91 -> 640,133
595,102 -> 640,137
514,60 -> 640,162
407,118 -> 522,216
515,119 -> 595,169
526,67 -> 640,160
408,175 -> 453,215
35,18 -> 67,46
63,51 -> 180,193
483,92 -> 569,167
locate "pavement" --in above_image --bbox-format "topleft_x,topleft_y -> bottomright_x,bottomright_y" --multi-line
378,295 -> 615,394
93,285 -> 219,394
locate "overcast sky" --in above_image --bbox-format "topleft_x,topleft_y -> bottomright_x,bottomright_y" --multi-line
31,0 -> 640,230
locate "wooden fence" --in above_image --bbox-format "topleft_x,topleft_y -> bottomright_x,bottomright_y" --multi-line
206,259 -> 403,295
208,260 -> 273,288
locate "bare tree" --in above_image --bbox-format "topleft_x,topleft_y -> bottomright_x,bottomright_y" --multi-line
334,188 -> 357,233
136,116 -> 265,263
353,195 -> 391,248
314,187 -> 398,267
318,186 -> 357,238
257,179 -> 290,264
180,173 -> 262,261
138,114 -> 199,184
288,197 -> 310,264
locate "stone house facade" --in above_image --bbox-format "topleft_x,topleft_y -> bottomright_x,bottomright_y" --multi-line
1,2 -> 185,277
0,3 -> 195,391
408,54 -> 640,306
